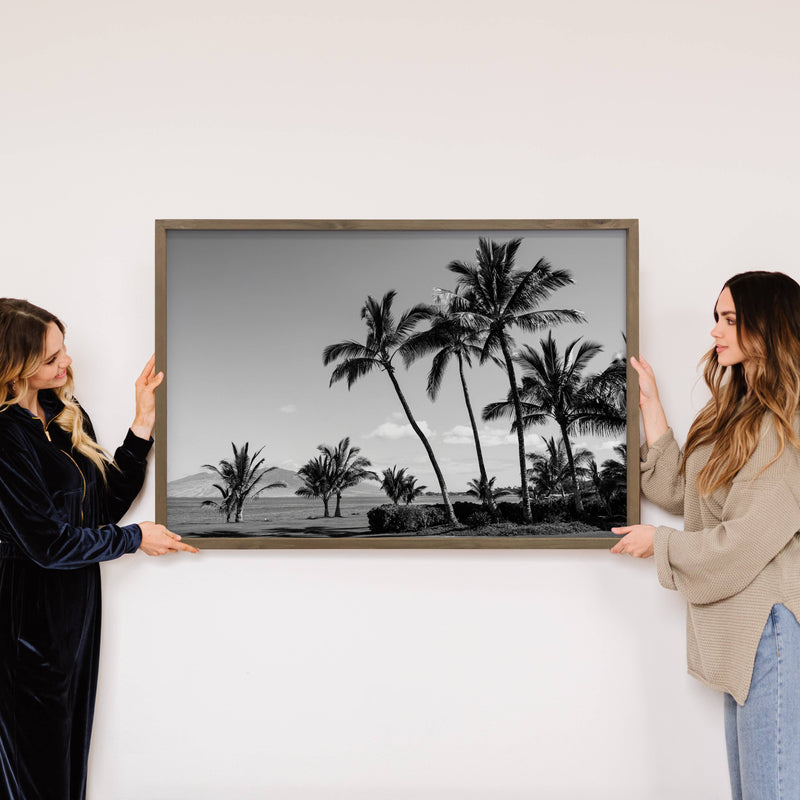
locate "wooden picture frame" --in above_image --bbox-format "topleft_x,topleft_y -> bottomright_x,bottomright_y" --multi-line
156,219 -> 639,549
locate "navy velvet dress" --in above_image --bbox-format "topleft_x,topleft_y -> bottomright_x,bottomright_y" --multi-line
0,390 -> 149,800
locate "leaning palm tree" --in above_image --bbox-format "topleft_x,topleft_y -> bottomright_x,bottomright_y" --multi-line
202,442 -> 286,523
323,290 -> 458,525
318,437 -> 378,517
448,238 -> 584,523
404,290 -> 499,519
484,333 -> 625,513
295,455 -> 336,517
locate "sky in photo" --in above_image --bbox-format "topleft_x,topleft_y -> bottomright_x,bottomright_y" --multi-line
166,228 -> 627,491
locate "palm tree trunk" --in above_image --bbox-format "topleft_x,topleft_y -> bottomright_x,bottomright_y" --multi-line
385,366 -> 458,526
559,424 -> 584,514
334,493 -> 342,517
323,497 -> 330,517
457,354 -> 499,520
499,336 -> 534,524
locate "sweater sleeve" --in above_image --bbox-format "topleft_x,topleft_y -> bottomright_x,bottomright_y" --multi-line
653,459 -> 800,605
640,428 -> 685,515
0,430 -> 142,569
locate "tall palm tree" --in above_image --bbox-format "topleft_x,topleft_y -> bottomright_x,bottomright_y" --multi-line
404,290 -> 499,519
448,238 -> 584,522
323,290 -> 458,525
295,455 -> 335,517
318,437 -> 378,517
484,332 -> 625,513
202,442 -> 286,523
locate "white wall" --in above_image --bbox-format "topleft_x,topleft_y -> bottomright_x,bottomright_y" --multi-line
3,1 -> 798,797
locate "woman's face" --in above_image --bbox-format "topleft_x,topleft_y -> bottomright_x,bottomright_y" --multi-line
711,287 -> 749,369
28,322 -> 72,392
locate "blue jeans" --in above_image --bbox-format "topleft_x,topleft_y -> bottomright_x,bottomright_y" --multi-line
725,604 -> 800,800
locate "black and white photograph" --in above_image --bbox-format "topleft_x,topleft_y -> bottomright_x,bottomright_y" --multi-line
156,220 -> 639,548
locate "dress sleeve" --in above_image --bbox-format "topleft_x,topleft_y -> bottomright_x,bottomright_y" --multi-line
80,405 -> 152,524
105,429 -> 153,523
0,430 -> 142,569
653,454 -> 800,604
640,428 -> 685,515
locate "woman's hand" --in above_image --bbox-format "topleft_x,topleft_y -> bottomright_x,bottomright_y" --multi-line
610,524 -> 656,558
630,355 -> 660,406
630,355 -> 668,446
131,355 -> 163,440
138,521 -> 199,556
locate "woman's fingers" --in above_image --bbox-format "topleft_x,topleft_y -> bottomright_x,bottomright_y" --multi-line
168,539 -> 200,554
631,355 -> 655,380
610,525 -> 655,558
137,354 -> 156,382
135,355 -> 164,392
138,522 -> 199,556
610,527 -> 630,553
146,371 -> 164,390
165,530 -> 199,553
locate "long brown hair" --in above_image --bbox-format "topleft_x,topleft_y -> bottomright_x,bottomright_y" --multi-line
683,271 -> 800,494
0,298 -> 111,476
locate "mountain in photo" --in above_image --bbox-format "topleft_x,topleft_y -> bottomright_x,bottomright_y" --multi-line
167,467 -> 382,498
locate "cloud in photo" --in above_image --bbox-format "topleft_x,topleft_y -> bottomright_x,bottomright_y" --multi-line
442,425 -> 517,447
366,412 -> 435,440
280,404 -> 297,414
367,419 -> 435,440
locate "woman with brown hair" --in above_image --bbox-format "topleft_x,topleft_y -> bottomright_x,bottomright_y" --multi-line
612,271 -> 800,799
0,298 -> 197,800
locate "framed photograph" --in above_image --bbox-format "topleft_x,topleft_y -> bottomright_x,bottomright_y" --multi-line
156,219 -> 639,549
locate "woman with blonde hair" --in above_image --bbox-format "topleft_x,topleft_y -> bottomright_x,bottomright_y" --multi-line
0,298 -> 197,800
612,271 -> 800,799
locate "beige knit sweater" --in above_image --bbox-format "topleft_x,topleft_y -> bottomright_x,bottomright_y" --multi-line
641,415 -> 800,704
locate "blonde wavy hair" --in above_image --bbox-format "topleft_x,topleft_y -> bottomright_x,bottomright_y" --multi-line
683,271 -> 800,495
0,298 -> 112,477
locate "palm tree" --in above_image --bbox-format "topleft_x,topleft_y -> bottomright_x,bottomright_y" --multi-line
484,332 -> 625,513
323,290 -> 458,525
526,435 -> 593,503
380,466 -> 408,504
465,476 -> 511,505
202,442 -> 286,523
599,443 -> 627,515
318,437 -> 378,517
587,457 -> 606,510
401,475 -> 427,504
448,238 -> 584,523
404,290 -> 499,519
380,466 -> 426,505
295,455 -> 335,517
